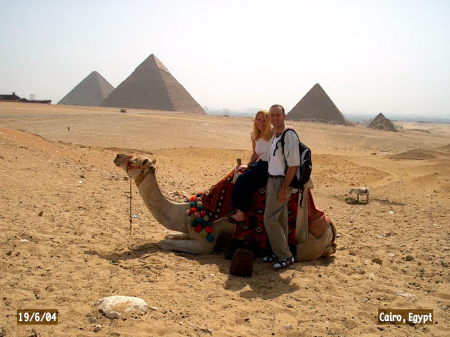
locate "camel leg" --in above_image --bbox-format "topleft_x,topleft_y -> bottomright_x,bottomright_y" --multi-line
158,239 -> 215,255
165,233 -> 190,240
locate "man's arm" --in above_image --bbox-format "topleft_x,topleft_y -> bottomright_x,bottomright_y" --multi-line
278,130 -> 300,202
278,166 -> 299,202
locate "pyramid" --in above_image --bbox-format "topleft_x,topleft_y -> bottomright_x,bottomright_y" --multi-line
58,71 -> 114,106
100,54 -> 205,113
287,83 -> 352,125
368,113 -> 397,132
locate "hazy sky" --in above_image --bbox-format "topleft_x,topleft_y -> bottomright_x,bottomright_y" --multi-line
1,0 -> 449,117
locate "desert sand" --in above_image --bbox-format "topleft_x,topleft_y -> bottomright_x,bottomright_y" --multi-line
0,102 -> 449,337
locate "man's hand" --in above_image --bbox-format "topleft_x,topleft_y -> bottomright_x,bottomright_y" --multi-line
278,185 -> 288,203
279,166 -> 299,202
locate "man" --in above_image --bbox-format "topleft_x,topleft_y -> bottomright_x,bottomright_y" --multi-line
263,104 -> 300,270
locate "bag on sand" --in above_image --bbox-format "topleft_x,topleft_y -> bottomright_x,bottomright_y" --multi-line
229,248 -> 254,277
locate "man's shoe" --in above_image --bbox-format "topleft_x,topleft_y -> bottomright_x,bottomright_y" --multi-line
273,256 -> 295,270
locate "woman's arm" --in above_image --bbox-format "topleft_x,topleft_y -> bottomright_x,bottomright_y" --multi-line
247,137 -> 258,166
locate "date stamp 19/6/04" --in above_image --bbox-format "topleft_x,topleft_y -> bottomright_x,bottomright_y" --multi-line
17,309 -> 58,325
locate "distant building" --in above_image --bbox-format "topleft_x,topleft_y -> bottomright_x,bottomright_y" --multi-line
0,92 -> 51,104
0,92 -> 21,101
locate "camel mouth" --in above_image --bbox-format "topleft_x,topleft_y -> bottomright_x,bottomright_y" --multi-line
114,154 -> 128,167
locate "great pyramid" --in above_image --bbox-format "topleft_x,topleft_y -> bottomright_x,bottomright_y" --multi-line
58,71 -> 114,106
100,54 -> 205,113
368,113 -> 397,131
287,83 -> 352,125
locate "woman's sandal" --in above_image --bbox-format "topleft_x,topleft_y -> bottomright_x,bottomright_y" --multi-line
262,254 -> 277,263
273,256 -> 295,270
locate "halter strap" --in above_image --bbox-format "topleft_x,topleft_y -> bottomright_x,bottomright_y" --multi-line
126,157 -> 152,186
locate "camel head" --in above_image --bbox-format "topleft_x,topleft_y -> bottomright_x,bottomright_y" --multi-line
114,154 -> 156,181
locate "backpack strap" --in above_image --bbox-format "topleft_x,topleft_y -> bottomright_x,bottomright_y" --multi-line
278,128 -> 299,171
273,128 -> 300,169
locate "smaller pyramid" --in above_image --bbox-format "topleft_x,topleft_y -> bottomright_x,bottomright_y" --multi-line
100,54 -> 205,113
58,71 -> 114,106
368,113 -> 397,132
287,84 -> 352,125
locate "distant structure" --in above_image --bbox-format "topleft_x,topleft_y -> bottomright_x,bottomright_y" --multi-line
287,83 -> 352,125
58,71 -> 114,106
0,92 -> 21,102
100,54 -> 205,113
0,92 -> 50,104
368,113 -> 397,132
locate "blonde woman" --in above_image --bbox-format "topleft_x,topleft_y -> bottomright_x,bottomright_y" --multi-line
229,110 -> 274,224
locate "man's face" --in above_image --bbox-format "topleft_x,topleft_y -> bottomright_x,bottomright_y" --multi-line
269,106 -> 285,129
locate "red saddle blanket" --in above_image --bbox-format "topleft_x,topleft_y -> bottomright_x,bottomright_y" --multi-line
201,169 -> 299,249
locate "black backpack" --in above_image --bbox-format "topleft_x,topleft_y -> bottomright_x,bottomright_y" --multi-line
276,128 -> 312,190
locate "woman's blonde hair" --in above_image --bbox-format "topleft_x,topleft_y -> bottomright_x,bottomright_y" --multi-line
252,110 -> 274,141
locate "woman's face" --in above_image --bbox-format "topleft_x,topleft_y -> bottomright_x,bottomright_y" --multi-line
255,113 -> 267,132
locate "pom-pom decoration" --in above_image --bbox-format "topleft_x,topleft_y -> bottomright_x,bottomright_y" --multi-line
187,193 -> 214,241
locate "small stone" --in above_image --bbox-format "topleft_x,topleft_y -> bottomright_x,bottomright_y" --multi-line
395,291 -> 415,299
284,323 -> 293,330
96,296 -> 148,320
93,324 -> 102,333
124,176 -> 129,181
0,327 -> 5,337
38,211 -> 43,216
372,258 -> 383,265
6,251 -> 12,256
150,306 -> 158,311
404,255 -> 415,261
349,251 -> 357,256
367,272 -> 376,280
80,175 -> 86,178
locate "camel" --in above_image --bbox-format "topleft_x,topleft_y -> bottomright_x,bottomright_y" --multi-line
349,188 -> 369,204
114,154 -> 336,261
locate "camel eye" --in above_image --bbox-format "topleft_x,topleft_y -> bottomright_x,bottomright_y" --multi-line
143,159 -> 149,165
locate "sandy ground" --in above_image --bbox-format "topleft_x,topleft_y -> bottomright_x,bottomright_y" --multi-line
0,102 -> 449,337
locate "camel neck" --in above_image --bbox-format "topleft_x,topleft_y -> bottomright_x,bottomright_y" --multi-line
136,171 -> 188,233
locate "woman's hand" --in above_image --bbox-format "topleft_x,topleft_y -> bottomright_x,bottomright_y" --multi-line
235,164 -> 248,172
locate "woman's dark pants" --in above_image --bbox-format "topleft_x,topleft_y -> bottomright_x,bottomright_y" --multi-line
231,160 -> 268,213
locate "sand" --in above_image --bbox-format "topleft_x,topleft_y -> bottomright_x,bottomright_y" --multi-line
0,102 -> 449,337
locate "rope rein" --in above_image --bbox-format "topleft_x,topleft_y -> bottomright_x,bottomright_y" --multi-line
129,178 -> 133,237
